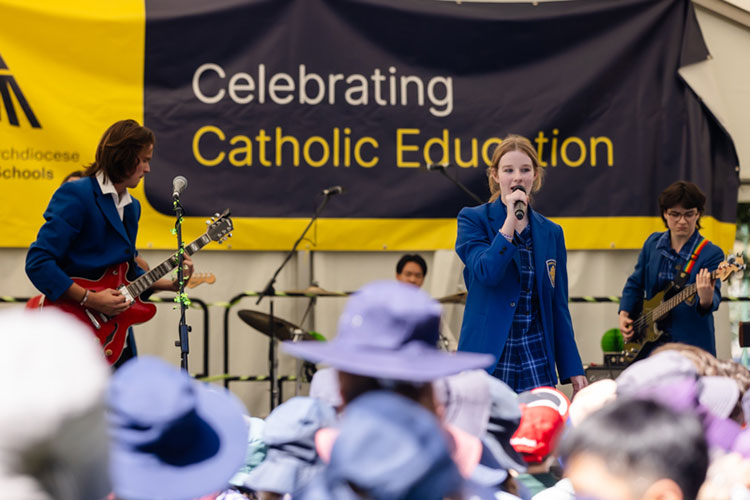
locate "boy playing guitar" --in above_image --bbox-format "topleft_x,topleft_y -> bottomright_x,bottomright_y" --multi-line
25,120 -> 193,366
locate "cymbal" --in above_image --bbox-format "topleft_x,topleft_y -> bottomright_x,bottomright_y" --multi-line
437,291 -> 467,304
237,310 -> 315,342
282,285 -> 348,297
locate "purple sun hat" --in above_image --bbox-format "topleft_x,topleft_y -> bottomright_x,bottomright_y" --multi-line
107,356 -> 249,500
283,281 -> 493,382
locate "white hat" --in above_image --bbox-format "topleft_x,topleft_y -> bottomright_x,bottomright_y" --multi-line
0,307 -> 111,500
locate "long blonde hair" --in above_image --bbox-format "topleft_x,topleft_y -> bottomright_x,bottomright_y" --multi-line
487,134 -> 544,203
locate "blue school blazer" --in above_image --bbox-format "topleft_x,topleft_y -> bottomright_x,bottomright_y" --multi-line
455,199 -> 584,384
619,231 -> 723,355
26,176 -> 143,301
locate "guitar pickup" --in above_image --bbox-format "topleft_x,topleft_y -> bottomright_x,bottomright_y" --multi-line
84,309 -> 101,330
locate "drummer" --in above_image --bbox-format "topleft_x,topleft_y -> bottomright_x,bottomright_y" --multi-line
395,254 -> 427,288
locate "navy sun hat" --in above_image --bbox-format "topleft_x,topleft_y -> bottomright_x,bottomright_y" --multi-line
242,396 -> 336,495
282,281 -> 493,382
107,356 -> 249,500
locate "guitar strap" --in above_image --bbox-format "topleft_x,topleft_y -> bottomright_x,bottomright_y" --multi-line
672,236 -> 709,289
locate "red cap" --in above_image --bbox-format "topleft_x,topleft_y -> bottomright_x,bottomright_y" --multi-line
510,386 -> 570,463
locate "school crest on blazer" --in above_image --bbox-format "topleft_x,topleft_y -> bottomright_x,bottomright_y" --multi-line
546,259 -> 556,287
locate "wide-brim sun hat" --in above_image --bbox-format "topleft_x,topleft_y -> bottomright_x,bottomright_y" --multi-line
108,356 -> 249,500
283,281 -> 493,382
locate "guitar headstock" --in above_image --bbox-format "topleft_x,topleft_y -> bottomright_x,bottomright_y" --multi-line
205,209 -> 233,243
716,254 -> 745,281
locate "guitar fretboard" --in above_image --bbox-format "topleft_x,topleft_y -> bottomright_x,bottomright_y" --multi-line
126,234 -> 212,297
648,269 -> 718,322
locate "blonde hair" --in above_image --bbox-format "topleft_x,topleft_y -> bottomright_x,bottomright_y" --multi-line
488,134 -> 544,203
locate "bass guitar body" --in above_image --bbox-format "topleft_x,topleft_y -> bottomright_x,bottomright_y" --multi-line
622,289 -> 673,363
26,262 -> 157,365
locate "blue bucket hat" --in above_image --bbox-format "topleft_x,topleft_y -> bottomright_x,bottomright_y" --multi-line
107,356 -> 249,500
242,396 -> 336,495
283,281 -> 493,382
298,390 -> 464,500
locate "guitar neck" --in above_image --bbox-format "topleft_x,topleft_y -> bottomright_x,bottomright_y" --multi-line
126,233 -> 214,297
650,268 -> 718,319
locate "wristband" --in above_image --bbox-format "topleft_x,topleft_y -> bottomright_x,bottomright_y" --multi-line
499,230 -> 513,241
79,289 -> 90,306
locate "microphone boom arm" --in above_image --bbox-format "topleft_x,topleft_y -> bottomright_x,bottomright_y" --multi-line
256,194 -> 332,305
437,168 -> 484,205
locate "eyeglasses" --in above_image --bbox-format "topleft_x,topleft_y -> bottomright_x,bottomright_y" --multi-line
665,210 -> 699,221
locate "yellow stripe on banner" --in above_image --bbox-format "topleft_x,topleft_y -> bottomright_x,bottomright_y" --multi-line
555,216 -> 735,253
134,213 -> 736,253
0,0 -> 144,247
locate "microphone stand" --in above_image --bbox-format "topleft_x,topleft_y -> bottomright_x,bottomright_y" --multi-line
430,166 -> 483,205
173,195 -> 190,371
256,192 -> 335,410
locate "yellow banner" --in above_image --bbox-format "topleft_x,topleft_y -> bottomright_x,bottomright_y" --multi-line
0,0 -> 144,246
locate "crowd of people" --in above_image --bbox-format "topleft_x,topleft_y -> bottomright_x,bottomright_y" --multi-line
2,279 -> 750,500
11,121 -> 748,498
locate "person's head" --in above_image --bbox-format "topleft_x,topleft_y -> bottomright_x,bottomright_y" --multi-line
715,359 -> 750,424
337,371 -> 436,413
651,343 -> 721,376
0,308 -> 112,500
560,398 -> 708,500
488,134 -> 544,203
241,397 -> 335,496
658,181 -> 706,233
84,119 -> 154,189
299,391 -> 465,500
395,254 -> 427,288
61,170 -> 85,184
510,387 -> 570,465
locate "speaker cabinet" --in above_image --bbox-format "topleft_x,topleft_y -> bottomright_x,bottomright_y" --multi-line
584,364 -> 626,383
740,322 -> 750,348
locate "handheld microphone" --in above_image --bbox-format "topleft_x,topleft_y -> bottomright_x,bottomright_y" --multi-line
172,176 -> 188,199
425,163 -> 450,171
322,185 -> 344,196
511,185 -> 526,220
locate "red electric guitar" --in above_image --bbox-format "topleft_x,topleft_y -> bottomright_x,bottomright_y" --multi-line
26,210 -> 233,365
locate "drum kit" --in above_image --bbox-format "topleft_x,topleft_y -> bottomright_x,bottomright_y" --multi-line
237,285 -> 467,389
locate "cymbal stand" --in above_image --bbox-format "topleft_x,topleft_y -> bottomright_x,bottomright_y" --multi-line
295,294 -> 317,395
256,193 -> 335,410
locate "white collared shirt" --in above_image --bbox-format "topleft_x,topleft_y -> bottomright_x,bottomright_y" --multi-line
96,171 -> 132,221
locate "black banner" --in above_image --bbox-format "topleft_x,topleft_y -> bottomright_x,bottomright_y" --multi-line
144,0 -> 738,225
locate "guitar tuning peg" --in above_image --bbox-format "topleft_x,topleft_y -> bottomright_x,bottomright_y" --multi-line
205,220 -> 211,225
214,212 -> 220,218
229,233 -> 233,238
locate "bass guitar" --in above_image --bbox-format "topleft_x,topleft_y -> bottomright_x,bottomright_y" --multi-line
623,254 -> 745,363
26,210 -> 233,365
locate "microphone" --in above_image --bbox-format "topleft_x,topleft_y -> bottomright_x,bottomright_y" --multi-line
512,185 -> 526,221
425,163 -> 450,171
172,176 -> 188,199
322,185 -> 344,196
